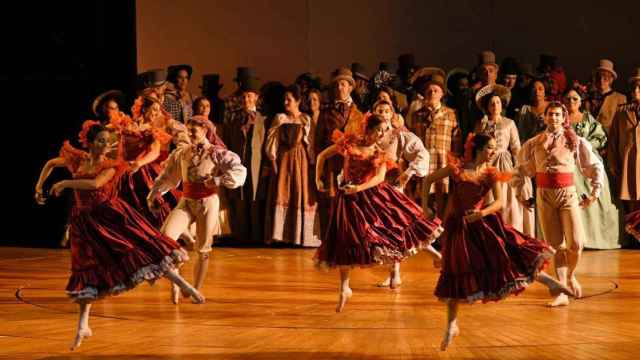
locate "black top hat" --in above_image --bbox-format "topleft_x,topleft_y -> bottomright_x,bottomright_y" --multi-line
500,57 -> 519,75
378,62 -> 397,73
142,69 -> 167,88
240,77 -> 261,93
350,62 -> 369,80
200,74 -> 223,90
167,64 -> 193,83
234,67 -> 259,82
397,53 -> 416,69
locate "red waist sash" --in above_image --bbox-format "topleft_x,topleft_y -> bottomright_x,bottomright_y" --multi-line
183,182 -> 217,199
535,172 -> 574,188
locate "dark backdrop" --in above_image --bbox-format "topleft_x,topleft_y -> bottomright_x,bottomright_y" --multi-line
2,1 -> 137,247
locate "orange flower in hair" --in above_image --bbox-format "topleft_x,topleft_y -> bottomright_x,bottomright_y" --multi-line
78,120 -> 101,149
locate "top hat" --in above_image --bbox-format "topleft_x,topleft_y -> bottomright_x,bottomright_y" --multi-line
234,67 -> 259,82
142,69 -> 168,88
477,50 -> 499,69
593,59 -> 618,80
351,62 -> 369,81
331,67 -> 355,87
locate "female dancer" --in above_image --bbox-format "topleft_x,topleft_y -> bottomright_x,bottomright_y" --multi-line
314,115 -> 443,312
34,121 -> 203,350
426,133 -> 574,351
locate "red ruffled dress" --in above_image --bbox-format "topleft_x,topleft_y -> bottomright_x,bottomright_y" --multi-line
60,142 -> 188,302
117,123 -> 180,228
315,134 -> 444,267
434,157 -> 554,303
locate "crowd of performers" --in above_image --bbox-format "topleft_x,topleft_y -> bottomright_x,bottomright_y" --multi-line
33,51 -> 640,351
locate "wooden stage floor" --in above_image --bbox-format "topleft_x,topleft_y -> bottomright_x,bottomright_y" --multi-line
1,246 -> 639,359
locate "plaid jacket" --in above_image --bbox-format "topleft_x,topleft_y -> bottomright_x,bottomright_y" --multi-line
407,104 -> 461,193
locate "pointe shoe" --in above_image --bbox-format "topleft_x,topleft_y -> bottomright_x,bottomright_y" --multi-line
336,288 -> 353,313
390,275 -> 402,289
570,277 -> 583,299
376,277 -> 391,288
440,325 -> 460,351
188,288 -> 206,304
548,281 -> 575,298
171,285 -> 180,305
547,293 -> 570,307
70,327 -> 92,351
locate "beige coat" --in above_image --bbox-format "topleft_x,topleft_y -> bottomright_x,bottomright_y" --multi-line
608,103 -> 640,200
596,91 -> 626,131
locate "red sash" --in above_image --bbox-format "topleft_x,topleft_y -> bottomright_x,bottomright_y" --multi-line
536,172 -> 574,188
183,182 -> 217,199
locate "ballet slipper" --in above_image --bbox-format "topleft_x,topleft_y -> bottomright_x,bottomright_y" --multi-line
336,288 -> 353,313
440,324 -> 459,351
70,327 -> 92,351
171,284 -> 180,305
547,294 -> 570,307
548,281 -> 575,298
570,276 -> 583,298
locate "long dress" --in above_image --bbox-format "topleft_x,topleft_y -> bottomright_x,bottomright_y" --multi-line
475,116 -> 535,236
265,114 -> 320,246
314,134 -> 444,267
59,142 -> 188,302
434,158 -> 554,303
117,123 -> 179,229
572,112 -> 620,249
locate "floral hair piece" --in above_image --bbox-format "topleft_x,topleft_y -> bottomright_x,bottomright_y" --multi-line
78,120 -> 102,149
463,132 -> 476,162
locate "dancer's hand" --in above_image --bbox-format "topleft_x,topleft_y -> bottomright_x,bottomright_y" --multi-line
147,192 -> 161,214
316,178 -> 326,192
34,188 -> 46,205
579,194 -> 596,208
129,160 -> 142,174
50,181 -> 67,197
464,209 -> 483,223
397,172 -> 410,189
517,194 -> 534,209
341,184 -> 358,195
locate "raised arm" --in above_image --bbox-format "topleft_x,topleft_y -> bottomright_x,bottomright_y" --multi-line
315,144 -> 340,192
210,149 -> 247,189
34,157 -> 67,203
132,140 -> 161,171
50,167 -> 117,198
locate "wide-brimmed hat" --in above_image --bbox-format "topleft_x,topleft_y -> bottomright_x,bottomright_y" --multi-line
477,50 -> 499,70
92,90 -> 124,117
331,67 -> 355,87
445,68 -> 470,96
200,74 -> 223,91
234,67 -> 260,82
628,68 -> 640,84
351,62 -> 369,81
593,59 -> 618,80
240,77 -> 261,94
475,84 -> 511,112
141,69 -> 168,88
410,67 -> 446,86
167,64 -> 193,81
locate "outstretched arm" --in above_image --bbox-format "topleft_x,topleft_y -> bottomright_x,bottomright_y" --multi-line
347,162 -> 387,194
34,157 -> 67,203
131,140 -> 161,171
315,144 -> 340,192
50,168 -> 116,196
422,166 -> 453,209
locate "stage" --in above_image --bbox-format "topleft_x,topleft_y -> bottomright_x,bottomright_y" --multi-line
1,246 -> 639,359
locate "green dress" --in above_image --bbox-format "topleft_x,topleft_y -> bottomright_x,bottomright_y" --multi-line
572,112 -> 620,249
